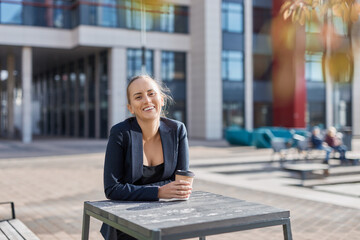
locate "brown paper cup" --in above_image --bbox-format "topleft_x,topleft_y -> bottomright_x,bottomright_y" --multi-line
175,170 -> 195,187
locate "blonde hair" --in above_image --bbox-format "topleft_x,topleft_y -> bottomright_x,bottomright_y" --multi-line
327,126 -> 337,137
126,75 -> 174,116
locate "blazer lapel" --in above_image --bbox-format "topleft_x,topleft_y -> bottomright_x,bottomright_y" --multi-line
130,119 -> 143,182
159,120 -> 175,179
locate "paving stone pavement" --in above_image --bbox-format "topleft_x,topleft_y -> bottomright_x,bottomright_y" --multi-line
0,139 -> 360,240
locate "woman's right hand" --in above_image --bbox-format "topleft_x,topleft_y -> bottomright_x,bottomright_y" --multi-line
158,180 -> 192,199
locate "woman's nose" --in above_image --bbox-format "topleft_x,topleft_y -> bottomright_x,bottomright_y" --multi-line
143,95 -> 151,103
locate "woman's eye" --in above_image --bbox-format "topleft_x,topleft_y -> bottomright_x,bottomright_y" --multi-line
135,96 -> 141,100
149,92 -> 155,96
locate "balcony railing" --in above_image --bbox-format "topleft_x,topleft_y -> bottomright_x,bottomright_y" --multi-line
0,0 -> 189,33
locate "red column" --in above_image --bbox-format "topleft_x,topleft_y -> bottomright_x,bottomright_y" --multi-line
271,0 -> 307,128
46,0 -> 54,27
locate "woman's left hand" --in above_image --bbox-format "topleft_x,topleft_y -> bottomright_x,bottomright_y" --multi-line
158,180 -> 192,199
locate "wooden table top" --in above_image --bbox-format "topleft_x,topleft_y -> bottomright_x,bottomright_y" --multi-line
85,191 -> 290,239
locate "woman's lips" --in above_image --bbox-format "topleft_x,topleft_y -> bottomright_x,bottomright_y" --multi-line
143,106 -> 155,111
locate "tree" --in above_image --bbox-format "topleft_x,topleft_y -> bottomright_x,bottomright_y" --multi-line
279,0 -> 360,128
280,0 -> 360,25
280,0 -> 360,83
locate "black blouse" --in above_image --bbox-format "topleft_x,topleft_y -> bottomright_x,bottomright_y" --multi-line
134,163 -> 165,185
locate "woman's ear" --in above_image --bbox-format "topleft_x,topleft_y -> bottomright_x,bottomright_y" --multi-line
127,104 -> 134,114
161,96 -> 165,107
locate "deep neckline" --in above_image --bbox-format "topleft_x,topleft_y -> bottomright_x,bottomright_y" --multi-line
143,162 -> 164,168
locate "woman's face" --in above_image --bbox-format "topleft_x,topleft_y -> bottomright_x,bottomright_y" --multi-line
127,77 -> 164,122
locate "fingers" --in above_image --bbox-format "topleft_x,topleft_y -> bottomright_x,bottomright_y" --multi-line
176,184 -> 192,190
176,189 -> 192,195
174,190 -> 191,199
174,181 -> 192,191
171,181 -> 192,197
174,179 -> 192,186
158,180 -> 193,199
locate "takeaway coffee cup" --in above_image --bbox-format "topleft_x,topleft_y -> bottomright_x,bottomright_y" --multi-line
175,170 -> 195,186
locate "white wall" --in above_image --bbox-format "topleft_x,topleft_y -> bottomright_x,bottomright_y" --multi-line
189,0 -> 222,139
108,47 -> 127,130
352,19 -> 360,137
0,25 -> 190,51
0,25 -> 75,48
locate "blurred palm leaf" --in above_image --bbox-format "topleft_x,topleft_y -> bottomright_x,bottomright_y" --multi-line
326,52 -> 352,83
132,0 -> 164,6
280,0 -> 360,25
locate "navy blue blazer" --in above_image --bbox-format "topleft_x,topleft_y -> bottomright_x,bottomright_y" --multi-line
103,117 -> 189,201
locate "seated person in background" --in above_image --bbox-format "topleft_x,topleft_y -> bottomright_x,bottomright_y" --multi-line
325,126 -> 347,163
311,127 -> 332,164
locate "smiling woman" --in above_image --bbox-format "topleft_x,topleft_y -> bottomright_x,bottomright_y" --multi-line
101,75 -> 191,240
126,75 -> 173,117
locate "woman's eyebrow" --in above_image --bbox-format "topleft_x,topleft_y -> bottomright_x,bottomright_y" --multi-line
133,89 -> 155,97
133,92 -> 142,97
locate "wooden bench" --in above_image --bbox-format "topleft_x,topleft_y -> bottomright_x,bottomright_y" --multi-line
341,157 -> 360,166
0,202 -> 39,240
283,163 -> 330,185
302,165 -> 360,187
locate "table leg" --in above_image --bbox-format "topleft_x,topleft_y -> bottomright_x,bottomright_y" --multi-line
282,219 -> 292,240
300,172 -> 306,186
82,209 -> 90,240
301,172 -> 306,181
199,237 -> 206,240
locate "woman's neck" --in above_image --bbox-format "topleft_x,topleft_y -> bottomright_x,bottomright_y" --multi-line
137,117 -> 160,141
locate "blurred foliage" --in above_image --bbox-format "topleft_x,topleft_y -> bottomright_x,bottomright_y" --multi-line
326,52 -> 352,82
280,0 -> 357,83
280,0 -> 360,25
131,0 -> 164,6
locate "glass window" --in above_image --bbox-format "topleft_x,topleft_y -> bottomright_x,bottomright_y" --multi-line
223,102 -> 244,128
99,0 -> 117,27
125,0 -> 140,30
222,2 -> 243,33
60,66 -> 68,136
253,7 -> 271,34
306,102 -> 325,128
166,100 -> 186,125
19,0 -> 72,28
254,102 -> 272,128
78,59 -> 86,137
161,51 -> 186,82
333,16 -> 347,35
54,0 -> 64,28
47,72 -> 55,135
1,0 -> 189,32
69,63 -> 76,137
333,83 -> 352,128
222,50 -> 244,81
161,51 -> 187,125
100,51 -> 108,138
127,49 -> 154,79
53,71 -> 61,135
253,54 -> 272,81
305,53 -> 323,82
1,0 -> 22,24
160,5 -> 174,32
124,0 -> 152,30
159,5 -> 188,33
88,55 -> 96,138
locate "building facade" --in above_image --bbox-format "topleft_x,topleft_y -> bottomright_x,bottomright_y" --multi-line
0,0 -> 359,143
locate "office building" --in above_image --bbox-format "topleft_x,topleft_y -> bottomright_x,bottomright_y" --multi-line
0,0 -> 359,143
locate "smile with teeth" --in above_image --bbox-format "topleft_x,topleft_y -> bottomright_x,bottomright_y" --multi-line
143,106 -> 155,111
